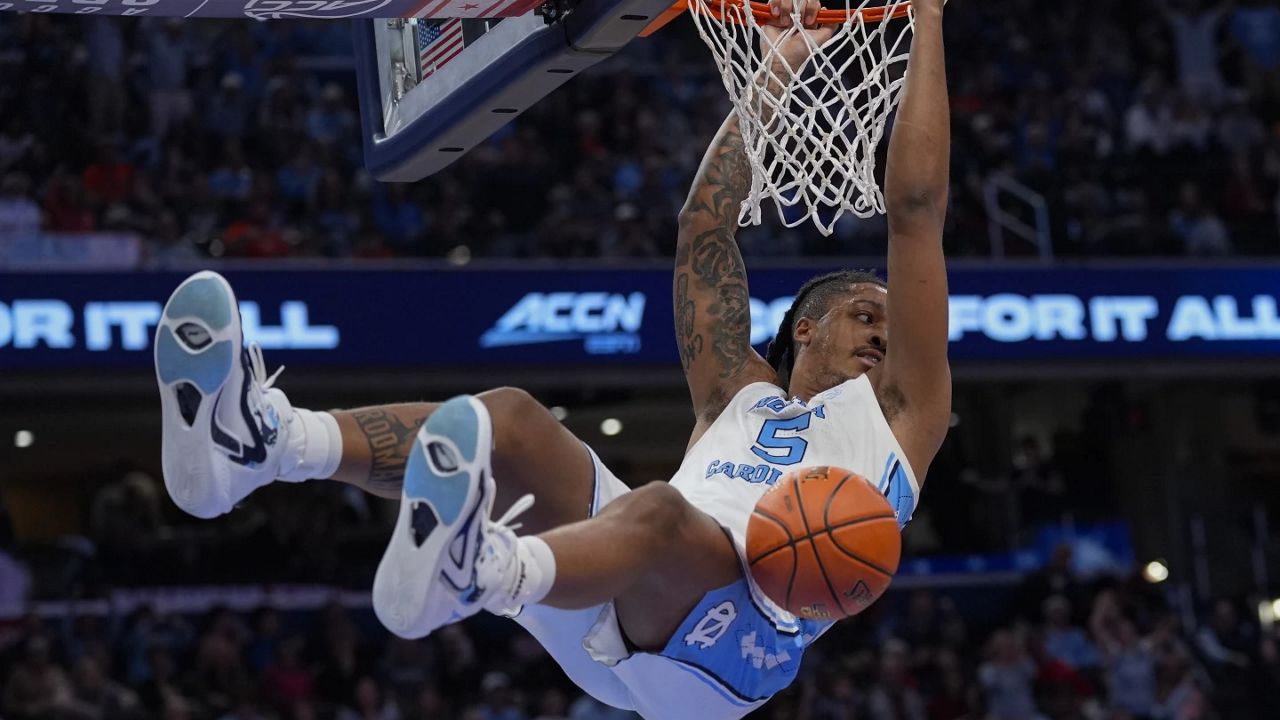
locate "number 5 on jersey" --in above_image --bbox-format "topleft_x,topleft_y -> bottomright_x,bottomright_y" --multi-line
751,406 -> 825,466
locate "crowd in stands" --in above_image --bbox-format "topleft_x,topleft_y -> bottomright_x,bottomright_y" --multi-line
3,455 -> 1279,719
3,537 -> 1279,720
0,0 -> 1279,264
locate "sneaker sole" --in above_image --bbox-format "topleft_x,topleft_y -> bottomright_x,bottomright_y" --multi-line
373,395 -> 495,639
154,271 -> 241,519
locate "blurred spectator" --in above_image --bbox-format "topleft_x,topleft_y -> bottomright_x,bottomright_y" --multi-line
1126,81 -> 1173,155
477,671 -> 526,720
276,146 -> 322,210
1164,0 -> 1228,105
147,20 -> 194,141
1043,596 -> 1100,672
336,676 -> 398,720
44,169 -> 97,232
1017,544 -> 1088,624
866,639 -> 926,720
1097,619 -> 1156,719
188,613 -> 252,717
207,74 -> 252,142
3,637 -> 76,720
1169,182 -> 1232,255
531,689 -> 569,720
0,172 -> 40,260
404,685 -> 450,720
1195,599 -> 1256,714
1228,1 -> 1280,96
208,143 -> 254,202
0,117 -> 38,174
262,638 -> 313,714
85,17 -> 125,140
69,656 -> 141,720
372,184 -> 427,254
120,608 -> 194,686
89,472 -> 163,581
978,629 -> 1042,720
82,142 -> 134,209
306,84 -> 356,148
135,645 -> 189,716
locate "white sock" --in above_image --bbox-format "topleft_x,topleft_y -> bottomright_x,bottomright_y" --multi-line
278,408 -> 343,482
517,536 -> 557,606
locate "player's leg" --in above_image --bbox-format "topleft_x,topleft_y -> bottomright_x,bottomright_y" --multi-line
155,272 -> 593,533
320,391 -> 594,534
405,396 -> 741,650
536,481 -> 742,649
155,271 -> 737,651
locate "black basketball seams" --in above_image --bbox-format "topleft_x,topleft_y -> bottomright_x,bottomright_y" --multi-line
783,542 -> 798,612
826,511 -> 899,532
822,469 -> 859,529
749,512 -> 896,565
826,522 -> 898,577
748,506 -> 796,561
791,479 -> 843,614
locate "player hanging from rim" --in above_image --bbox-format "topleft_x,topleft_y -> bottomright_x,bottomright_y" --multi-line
153,0 -> 950,716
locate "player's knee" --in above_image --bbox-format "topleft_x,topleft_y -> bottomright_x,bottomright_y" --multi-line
479,386 -> 545,448
624,482 -> 697,548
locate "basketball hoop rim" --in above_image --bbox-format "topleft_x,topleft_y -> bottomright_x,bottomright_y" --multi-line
689,0 -> 911,25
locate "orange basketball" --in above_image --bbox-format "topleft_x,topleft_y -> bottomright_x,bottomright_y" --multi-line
746,466 -> 901,621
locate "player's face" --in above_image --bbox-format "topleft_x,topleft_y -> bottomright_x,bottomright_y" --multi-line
797,284 -> 889,388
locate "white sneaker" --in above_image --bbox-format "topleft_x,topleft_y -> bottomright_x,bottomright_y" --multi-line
154,271 -> 292,519
372,395 -> 539,638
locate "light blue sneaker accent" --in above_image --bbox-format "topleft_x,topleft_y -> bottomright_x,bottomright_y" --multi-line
162,274 -> 234,330
154,327 -> 233,394
373,395 -> 497,639
156,271 -> 293,520
403,396 -> 480,525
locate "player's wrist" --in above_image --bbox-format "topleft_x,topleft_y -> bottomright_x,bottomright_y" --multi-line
912,2 -> 943,21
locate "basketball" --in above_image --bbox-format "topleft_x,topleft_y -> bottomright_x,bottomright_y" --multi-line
747,466 -> 901,621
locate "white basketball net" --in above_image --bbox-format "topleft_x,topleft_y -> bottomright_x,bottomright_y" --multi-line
687,0 -> 915,235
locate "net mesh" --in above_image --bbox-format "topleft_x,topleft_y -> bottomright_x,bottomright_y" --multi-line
686,0 -> 915,235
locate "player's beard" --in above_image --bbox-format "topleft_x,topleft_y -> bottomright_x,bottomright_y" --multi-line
810,356 -> 859,394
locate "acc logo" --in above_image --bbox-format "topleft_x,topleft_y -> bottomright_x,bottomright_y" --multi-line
480,292 -> 645,355
683,601 -> 737,649
243,0 -> 393,20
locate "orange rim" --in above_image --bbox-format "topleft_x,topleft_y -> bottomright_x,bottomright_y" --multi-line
690,0 -> 911,25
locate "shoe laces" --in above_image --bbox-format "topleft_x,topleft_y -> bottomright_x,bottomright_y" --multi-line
474,493 -> 536,613
248,342 -> 285,390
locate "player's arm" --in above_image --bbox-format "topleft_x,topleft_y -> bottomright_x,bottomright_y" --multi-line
674,0 -> 828,434
674,113 -> 778,429
878,0 -> 952,475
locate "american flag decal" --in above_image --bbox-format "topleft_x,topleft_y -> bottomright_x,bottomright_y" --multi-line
417,19 -> 465,79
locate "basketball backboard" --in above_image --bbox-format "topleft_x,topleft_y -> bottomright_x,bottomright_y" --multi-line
353,0 -> 676,181
0,0 -> 676,183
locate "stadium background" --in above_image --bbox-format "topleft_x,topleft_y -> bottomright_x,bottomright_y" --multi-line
2,1 -> 1280,718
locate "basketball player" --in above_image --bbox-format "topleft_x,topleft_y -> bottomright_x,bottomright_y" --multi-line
154,0 -> 950,716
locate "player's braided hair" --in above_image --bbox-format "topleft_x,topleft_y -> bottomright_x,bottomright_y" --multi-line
765,270 -> 886,384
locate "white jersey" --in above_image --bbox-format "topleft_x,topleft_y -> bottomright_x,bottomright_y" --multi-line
670,375 -> 921,629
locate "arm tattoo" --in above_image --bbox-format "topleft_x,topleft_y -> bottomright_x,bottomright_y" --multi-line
351,408 -> 427,490
675,123 -> 755,381
674,271 -> 703,372
691,226 -> 752,378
